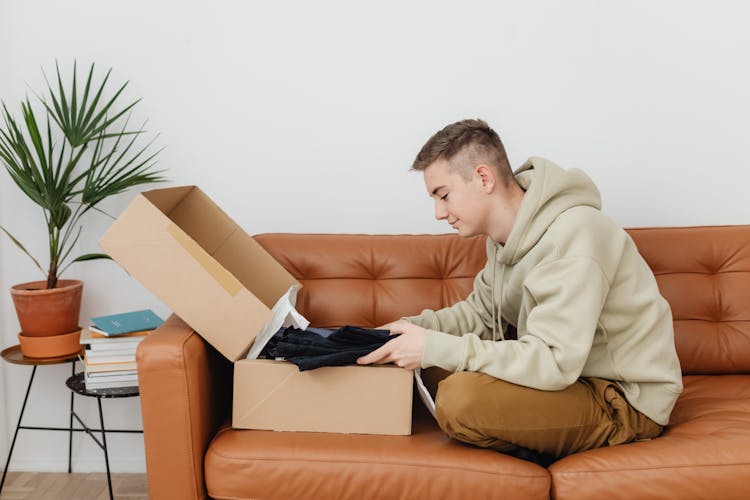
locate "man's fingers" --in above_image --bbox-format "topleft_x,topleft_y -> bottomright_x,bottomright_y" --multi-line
357,344 -> 391,365
359,321 -> 424,370
377,320 -> 409,332
387,323 -> 407,335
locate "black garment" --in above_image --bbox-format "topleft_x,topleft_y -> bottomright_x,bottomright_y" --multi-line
505,323 -> 518,341
262,325 -> 397,371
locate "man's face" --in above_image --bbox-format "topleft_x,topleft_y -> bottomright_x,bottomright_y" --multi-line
423,159 -> 489,237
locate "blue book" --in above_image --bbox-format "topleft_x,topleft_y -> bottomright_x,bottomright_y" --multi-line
91,309 -> 164,336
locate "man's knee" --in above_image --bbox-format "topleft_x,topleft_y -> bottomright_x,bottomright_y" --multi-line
434,371 -> 506,443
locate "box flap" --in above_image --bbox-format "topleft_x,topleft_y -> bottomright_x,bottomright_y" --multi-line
141,185 -> 195,214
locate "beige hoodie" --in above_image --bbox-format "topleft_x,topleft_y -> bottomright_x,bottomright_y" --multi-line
406,157 -> 683,425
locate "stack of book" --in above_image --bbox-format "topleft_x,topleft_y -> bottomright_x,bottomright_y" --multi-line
80,309 -> 163,390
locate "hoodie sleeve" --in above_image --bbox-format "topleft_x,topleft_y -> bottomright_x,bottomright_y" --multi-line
402,248 -> 496,339
421,256 -> 610,390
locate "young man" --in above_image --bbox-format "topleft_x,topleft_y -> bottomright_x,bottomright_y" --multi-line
357,119 -> 683,461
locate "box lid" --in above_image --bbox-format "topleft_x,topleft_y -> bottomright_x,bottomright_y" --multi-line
100,185 -> 299,361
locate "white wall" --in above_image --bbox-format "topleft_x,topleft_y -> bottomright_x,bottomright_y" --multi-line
1,0 -> 748,473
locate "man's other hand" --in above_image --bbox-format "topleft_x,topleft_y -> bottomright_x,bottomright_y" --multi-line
357,320 -> 427,370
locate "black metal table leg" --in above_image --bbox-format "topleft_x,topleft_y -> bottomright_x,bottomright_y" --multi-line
0,365 -> 37,494
68,361 -> 75,473
97,397 -> 114,500
64,371 -> 142,499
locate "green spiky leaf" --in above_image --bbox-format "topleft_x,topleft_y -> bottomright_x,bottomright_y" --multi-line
72,253 -> 112,262
0,60 -> 166,287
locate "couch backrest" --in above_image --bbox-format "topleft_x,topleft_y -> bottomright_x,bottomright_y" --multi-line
255,227 -> 750,375
254,234 -> 486,328
627,225 -> 750,374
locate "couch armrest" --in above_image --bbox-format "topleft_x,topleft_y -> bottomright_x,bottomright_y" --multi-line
136,314 -> 232,500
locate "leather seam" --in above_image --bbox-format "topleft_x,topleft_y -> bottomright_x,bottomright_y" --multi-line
552,461 -> 750,475
653,270 -> 750,276
298,276 -> 480,280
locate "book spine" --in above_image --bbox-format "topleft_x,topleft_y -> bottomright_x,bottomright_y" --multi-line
84,380 -> 139,390
85,373 -> 138,383
84,362 -> 138,373
88,326 -> 152,339
87,344 -> 138,354
85,369 -> 138,378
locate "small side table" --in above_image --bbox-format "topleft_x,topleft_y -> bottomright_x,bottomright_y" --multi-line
0,344 -> 82,495
65,372 -> 142,500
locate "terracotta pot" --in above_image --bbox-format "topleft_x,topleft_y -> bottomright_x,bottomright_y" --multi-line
10,279 -> 83,337
17,329 -> 83,358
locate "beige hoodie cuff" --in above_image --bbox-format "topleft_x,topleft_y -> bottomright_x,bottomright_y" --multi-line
401,312 -> 438,330
421,329 -> 463,371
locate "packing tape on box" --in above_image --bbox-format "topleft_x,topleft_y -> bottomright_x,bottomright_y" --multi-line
167,223 -> 243,297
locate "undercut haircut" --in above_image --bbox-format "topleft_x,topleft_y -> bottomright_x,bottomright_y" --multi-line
411,119 -> 514,185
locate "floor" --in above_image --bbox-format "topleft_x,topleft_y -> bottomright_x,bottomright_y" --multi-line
0,472 -> 147,499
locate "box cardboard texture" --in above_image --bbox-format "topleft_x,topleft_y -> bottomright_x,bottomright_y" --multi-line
100,186 -> 413,435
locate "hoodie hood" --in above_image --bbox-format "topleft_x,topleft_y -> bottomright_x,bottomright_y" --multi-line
497,157 -> 601,265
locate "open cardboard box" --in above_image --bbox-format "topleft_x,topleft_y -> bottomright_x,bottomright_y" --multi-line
100,185 -> 413,435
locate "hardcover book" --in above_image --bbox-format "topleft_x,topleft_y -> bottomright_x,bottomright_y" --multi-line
80,328 -> 150,345
79,359 -> 138,372
90,309 -> 163,336
85,379 -> 139,390
84,350 -> 136,365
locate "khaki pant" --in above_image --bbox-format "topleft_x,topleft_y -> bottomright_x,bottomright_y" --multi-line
422,368 -> 663,459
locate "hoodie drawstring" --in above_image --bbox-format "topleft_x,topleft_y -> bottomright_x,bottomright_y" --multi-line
491,244 -> 506,342
492,258 -> 496,341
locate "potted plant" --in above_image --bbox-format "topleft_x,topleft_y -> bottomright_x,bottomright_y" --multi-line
0,62 -> 166,357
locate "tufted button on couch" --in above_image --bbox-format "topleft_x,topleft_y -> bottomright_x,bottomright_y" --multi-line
136,227 -> 750,500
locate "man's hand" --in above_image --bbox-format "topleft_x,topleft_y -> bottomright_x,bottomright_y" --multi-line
357,320 -> 427,370
375,321 -> 396,330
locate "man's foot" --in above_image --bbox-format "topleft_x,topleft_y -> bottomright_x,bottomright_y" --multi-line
508,447 -> 557,467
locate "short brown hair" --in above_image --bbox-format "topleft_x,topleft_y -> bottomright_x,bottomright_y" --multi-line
411,119 -> 513,184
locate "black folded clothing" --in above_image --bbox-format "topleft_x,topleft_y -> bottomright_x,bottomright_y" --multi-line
262,325 -> 398,371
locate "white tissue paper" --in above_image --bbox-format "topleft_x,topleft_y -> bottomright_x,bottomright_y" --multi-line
414,368 -> 436,418
245,284 -> 310,360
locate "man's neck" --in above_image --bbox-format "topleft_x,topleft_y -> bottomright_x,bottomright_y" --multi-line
488,183 -> 525,244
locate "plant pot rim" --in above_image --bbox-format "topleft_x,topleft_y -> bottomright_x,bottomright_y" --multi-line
10,279 -> 83,294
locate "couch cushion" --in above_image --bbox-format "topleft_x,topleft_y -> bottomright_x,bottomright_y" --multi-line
205,403 -> 550,500
549,375 -> 750,500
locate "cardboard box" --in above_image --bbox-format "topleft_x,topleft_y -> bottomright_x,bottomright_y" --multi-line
234,360 -> 413,435
100,185 -> 413,435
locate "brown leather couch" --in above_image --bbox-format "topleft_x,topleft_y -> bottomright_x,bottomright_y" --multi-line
136,227 -> 750,499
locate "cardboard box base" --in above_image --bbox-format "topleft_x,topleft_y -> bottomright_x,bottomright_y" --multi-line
233,359 -> 413,435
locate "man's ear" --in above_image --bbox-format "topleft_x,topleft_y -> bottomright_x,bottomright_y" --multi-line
475,164 -> 497,193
